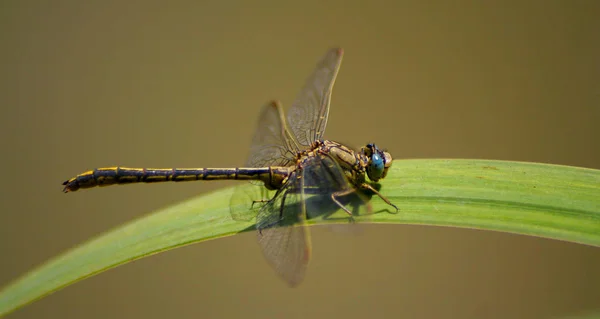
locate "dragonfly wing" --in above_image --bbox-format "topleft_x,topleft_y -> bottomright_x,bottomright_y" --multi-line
247,100 -> 299,168
255,170 -> 311,286
287,48 -> 344,147
230,101 -> 298,221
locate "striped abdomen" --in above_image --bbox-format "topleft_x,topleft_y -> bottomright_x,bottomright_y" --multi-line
62,166 -> 292,193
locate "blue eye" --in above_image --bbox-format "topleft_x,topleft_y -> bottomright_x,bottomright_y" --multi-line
368,152 -> 385,181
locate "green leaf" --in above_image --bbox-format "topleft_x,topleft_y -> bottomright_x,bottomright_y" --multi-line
1,159 -> 599,316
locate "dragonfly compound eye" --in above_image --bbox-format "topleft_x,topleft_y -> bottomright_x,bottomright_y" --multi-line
367,151 -> 385,182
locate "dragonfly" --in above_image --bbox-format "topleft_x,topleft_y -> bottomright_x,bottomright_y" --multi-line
62,48 -> 398,286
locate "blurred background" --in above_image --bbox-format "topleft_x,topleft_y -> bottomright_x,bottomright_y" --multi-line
1,1 -> 599,318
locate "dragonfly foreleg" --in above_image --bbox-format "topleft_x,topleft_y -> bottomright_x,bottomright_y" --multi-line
360,183 -> 399,213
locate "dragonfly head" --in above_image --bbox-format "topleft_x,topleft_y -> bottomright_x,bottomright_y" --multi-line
361,143 -> 393,182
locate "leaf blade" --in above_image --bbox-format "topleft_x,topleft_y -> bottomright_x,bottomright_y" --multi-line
1,159 -> 598,316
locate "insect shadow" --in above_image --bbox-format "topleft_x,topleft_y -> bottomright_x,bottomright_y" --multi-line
237,182 -> 394,233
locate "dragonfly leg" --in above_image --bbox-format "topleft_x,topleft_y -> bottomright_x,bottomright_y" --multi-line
331,188 -> 358,222
360,183 -> 399,213
279,191 -> 290,221
251,199 -> 270,209
258,190 -> 290,236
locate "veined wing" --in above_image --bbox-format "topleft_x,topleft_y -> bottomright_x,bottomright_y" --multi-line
287,48 -> 344,147
255,152 -> 372,286
246,100 -> 300,168
255,170 -> 311,287
229,101 -> 299,221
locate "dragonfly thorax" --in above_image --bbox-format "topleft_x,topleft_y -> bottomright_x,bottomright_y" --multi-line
307,140 -> 392,185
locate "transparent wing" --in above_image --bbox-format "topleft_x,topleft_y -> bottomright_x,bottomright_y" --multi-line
247,100 -> 300,168
255,170 -> 311,287
254,153 -> 374,285
230,101 -> 299,221
287,48 -> 344,147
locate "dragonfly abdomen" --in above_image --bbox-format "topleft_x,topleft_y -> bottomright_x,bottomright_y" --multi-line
62,166 -> 283,192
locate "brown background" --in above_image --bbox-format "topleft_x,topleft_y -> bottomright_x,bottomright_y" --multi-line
1,1 -> 599,318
